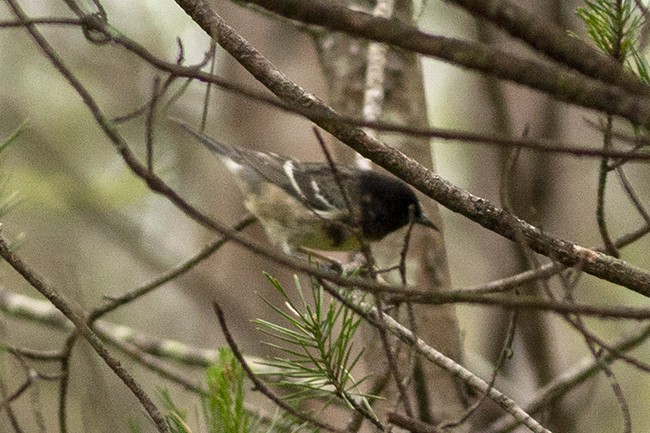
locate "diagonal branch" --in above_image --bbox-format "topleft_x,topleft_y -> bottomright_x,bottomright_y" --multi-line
444,0 -> 650,97
485,323 -> 650,433
0,235 -> 169,433
236,0 -> 650,127
320,281 -> 552,433
174,0 -> 650,297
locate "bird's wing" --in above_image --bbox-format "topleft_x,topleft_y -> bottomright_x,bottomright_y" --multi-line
244,157 -> 352,214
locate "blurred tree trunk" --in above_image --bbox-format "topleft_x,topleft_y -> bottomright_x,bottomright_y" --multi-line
312,0 -> 468,425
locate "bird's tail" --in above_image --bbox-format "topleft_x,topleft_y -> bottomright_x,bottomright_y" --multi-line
170,118 -> 246,163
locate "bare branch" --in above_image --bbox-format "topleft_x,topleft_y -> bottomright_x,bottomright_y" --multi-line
237,0 -> 650,127
0,234 -> 169,433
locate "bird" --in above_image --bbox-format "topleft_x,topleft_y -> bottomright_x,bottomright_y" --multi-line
173,119 -> 438,253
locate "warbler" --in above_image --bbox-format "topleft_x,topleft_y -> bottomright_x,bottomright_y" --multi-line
174,120 -> 437,252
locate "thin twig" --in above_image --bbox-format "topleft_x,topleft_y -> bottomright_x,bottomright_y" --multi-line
0,17 -> 81,27
320,280 -> 552,433
200,41 -> 217,131
112,339 -> 206,396
57,335 -> 75,433
3,346 -> 65,361
388,411 -> 444,433
615,165 -> 650,225
382,291 -> 650,320
146,77 -> 161,173
596,115 -> 619,257
485,323 -> 650,433
88,215 -> 256,322
372,293 -> 413,420
0,234 -> 168,433
0,378 -> 24,433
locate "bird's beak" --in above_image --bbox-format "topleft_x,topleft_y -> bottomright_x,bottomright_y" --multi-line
416,213 -> 439,232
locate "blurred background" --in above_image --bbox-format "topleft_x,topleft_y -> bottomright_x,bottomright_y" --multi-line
1,0 -> 650,432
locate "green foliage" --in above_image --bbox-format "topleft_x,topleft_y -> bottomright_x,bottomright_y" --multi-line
157,348 -> 250,433
161,388 -> 194,433
155,272 -> 378,432
255,273 -> 374,411
202,348 -> 250,433
577,0 -> 650,81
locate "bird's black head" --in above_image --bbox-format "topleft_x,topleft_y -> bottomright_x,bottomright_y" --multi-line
356,171 -> 436,240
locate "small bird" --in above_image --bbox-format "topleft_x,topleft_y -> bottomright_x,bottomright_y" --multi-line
174,120 -> 437,252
